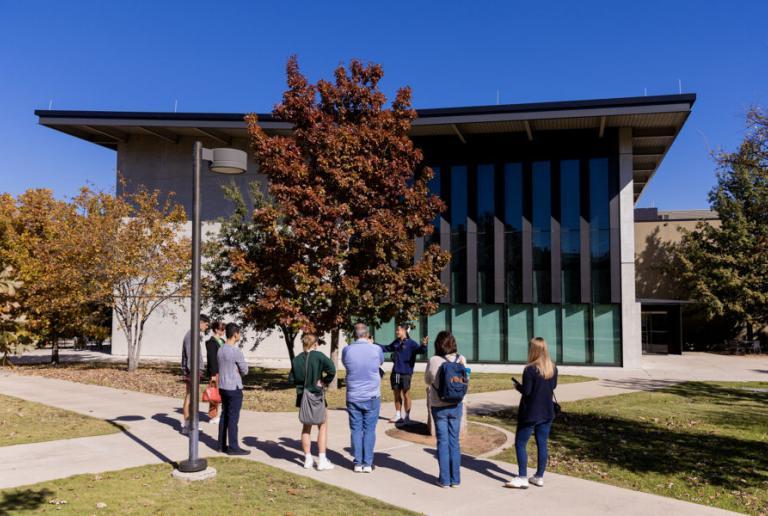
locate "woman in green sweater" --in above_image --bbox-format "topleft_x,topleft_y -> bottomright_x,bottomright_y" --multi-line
289,334 -> 336,471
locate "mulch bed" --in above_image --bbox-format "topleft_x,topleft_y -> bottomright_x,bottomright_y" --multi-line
385,421 -> 508,457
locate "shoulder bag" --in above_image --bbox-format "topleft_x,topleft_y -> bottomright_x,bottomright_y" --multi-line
299,351 -> 327,425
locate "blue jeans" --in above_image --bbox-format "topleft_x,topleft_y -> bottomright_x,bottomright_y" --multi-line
347,396 -> 381,466
431,402 -> 462,486
515,419 -> 553,478
219,388 -> 243,451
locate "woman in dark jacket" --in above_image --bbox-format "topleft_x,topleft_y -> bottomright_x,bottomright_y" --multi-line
505,337 -> 558,489
289,334 -> 336,471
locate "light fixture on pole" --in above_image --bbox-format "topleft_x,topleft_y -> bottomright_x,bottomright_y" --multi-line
177,141 -> 247,475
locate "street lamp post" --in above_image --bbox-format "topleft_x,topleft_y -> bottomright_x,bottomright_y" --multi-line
177,141 -> 248,474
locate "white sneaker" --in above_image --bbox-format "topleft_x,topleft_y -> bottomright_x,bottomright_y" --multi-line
529,476 -> 544,487
316,458 -> 334,471
389,414 -> 402,423
180,421 -> 190,435
362,465 -> 373,473
303,456 -> 314,469
353,465 -> 364,473
210,416 -> 220,425
504,476 -> 529,489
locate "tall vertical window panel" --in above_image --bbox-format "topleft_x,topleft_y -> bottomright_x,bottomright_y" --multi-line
533,304 -> 560,362
451,304 -> 476,361
504,163 -> 523,304
562,305 -> 589,363
531,162 -> 552,304
427,165 -> 442,246
507,304 -> 531,362
476,164 -> 495,303
426,306 -> 450,358
593,304 -> 621,364
450,165 -> 468,303
478,305 -> 502,361
560,160 -> 581,303
589,158 -> 611,304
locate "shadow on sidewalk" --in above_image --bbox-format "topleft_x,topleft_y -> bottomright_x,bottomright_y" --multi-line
276,437 -> 355,469
242,436 -> 304,467
105,416 -> 178,468
150,413 -> 220,452
424,449 -> 516,483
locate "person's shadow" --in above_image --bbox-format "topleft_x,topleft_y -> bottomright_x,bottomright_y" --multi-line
151,412 -> 221,451
242,436 -> 305,467
424,448 -> 516,483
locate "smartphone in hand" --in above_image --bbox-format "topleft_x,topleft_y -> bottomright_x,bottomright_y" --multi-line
511,377 -> 521,386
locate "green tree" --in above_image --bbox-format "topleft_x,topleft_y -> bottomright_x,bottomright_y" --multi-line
0,265 -> 34,366
220,57 -> 448,376
675,108 -> 768,337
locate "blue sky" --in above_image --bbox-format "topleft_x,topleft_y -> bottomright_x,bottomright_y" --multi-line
1,0 -> 766,209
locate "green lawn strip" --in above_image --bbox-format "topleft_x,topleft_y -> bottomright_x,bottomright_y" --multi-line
10,361 -> 595,413
0,457 -> 415,515
474,381 -> 768,515
0,394 -> 119,447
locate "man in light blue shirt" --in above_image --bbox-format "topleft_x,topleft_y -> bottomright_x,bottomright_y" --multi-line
342,323 -> 384,472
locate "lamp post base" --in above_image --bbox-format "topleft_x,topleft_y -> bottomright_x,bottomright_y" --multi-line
177,458 -> 208,473
172,465 -> 216,482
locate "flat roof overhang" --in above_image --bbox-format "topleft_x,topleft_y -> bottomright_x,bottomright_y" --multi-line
35,93 -> 695,202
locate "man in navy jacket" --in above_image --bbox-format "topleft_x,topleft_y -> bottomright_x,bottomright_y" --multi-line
378,323 -> 428,424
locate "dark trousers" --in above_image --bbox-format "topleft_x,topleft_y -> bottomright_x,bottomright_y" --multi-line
515,419 -> 553,478
219,388 -> 243,451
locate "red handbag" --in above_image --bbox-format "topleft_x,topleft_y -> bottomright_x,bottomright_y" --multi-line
202,384 -> 221,403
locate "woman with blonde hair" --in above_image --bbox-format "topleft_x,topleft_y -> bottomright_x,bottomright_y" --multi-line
505,337 -> 558,489
289,333 -> 336,471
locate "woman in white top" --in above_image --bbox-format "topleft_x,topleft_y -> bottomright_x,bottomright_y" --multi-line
424,330 -> 467,488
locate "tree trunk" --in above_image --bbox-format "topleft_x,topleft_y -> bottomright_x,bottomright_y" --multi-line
280,325 -> 296,363
51,338 -> 59,365
746,322 -> 754,341
328,328 -> 340,391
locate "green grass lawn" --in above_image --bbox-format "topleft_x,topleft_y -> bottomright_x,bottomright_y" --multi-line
0,458 -> 414,515
475,381 -> 768,515
0,394 -> 119,447
12,361 -> 595,412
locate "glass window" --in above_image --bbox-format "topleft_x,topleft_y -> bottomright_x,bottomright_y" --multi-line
375,318 -> 396,345
450,165 -> 468,230
451,305 -> 475,362
477,164 -> 495,304
562,305 -> 589,363
533,304 -> 560,361
505,231 -> 522,304
426,306 -> 450,358
589,158 -> 611,303
504,163 -> 523,231
478,305 -> 502,361
428,166 -> 441,245
451,231 -> 466,303
476,164 -> 495,228
593,304 -> 621,364
532,162 -> 551,303
507,304 -> 531,362
560,160 -> 581,303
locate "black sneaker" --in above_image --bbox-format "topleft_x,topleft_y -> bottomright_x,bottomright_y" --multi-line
226,448 -> 251,456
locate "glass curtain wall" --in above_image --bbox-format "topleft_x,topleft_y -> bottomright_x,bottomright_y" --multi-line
421,154 -> 621,366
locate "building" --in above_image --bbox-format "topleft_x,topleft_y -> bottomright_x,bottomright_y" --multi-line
35,93 -> 696,367
634,208 -> 720,354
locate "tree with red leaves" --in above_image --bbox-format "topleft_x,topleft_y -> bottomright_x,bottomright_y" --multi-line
236,57 -> 448,379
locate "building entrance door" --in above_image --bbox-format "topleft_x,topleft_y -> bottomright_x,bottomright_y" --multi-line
641,311 -> 670,354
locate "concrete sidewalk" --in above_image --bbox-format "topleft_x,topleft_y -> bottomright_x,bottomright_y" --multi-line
0,372 -> 733,515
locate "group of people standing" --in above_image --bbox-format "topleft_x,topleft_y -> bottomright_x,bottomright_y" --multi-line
181,316 -> 559,489
181,314 -> 251,456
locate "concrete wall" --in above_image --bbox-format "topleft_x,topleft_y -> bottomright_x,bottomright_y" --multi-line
634,215 -> 720,300
116,134 -> 266,221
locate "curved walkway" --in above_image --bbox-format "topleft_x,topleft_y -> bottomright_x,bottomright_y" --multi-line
0,371 -> 734,515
